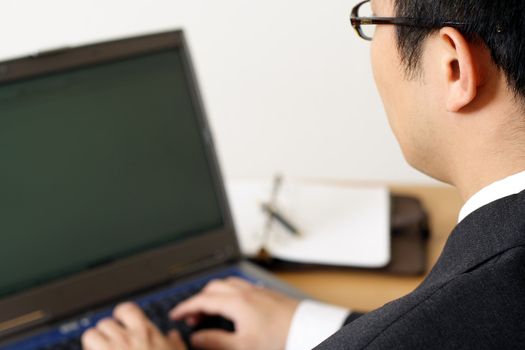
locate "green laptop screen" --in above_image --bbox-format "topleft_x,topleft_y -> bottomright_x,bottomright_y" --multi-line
0,49 -> 224,297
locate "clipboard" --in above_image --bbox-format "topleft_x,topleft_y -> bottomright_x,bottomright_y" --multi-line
251,195 -> 430,276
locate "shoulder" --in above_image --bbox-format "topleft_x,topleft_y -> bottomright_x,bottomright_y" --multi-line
366,246 -> 525,349
315,246 -> 525,350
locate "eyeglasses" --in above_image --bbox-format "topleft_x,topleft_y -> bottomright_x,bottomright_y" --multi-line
350,0 -> 467,41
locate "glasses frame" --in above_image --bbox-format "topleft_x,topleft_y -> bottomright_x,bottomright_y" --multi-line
350,0 -> 467,41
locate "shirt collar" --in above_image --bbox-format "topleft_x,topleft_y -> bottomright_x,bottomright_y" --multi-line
458,170 -> 525,223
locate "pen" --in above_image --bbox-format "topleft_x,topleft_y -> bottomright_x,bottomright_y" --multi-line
261,202 -> 301,236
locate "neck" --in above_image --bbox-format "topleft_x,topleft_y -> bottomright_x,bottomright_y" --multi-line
443,82 -> 525,202
451,121 -> 525,202
454,159 -> 525,202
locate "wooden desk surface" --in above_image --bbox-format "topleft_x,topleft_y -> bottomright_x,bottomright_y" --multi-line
275,185 -> 463,312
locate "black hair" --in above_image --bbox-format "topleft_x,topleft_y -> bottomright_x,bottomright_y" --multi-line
393,0 -> 525,102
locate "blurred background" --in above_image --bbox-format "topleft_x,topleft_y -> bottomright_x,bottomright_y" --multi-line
0,0 -> 437,184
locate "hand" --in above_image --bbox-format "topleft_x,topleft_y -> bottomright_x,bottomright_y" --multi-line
170,277 -> 300,350
81,303 -> 186,350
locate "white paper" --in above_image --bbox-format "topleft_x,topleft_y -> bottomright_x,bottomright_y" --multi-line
226,179 -> 391,268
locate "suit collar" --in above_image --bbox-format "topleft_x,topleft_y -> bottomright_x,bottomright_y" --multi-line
458,170 -> 525,223
424,189 -> 525,286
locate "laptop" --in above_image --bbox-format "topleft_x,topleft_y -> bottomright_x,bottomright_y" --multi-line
0,30 -> 305,350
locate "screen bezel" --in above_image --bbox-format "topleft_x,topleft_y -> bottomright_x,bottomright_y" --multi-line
0,30 -> 241,339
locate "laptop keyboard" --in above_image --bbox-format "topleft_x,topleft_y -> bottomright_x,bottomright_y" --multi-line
2,267 -> 252,350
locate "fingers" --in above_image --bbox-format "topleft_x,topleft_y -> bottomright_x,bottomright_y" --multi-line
167,330 -> 187,349
171,278 -> 256,321
81,328 -> 110,350
83,305 -> 150,350
83,302 -> 187,350
113,302 -> 154,335
191,330 -> 236,350
185,314 -> 202,327
96,318 -> 127,344
170,293 -> 240,320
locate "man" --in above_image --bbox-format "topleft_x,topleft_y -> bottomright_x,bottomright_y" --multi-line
82,0 -> 525,348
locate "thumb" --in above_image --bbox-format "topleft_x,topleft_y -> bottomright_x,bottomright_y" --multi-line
166,330 -> 188,350
191,330 -> 237,350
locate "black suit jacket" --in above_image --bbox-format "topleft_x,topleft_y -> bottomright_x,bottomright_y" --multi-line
315,190 -> 525,349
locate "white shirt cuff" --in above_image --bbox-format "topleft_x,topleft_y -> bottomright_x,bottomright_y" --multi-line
285,300 -> 350,350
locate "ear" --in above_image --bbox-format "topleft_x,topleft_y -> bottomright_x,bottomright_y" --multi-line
438,27 -> 481,112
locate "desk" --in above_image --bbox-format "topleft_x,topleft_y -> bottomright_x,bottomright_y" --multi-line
275,185 -> 463,312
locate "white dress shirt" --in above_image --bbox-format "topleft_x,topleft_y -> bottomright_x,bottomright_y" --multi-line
285,170 -> 525,350
458,170 -> 525,222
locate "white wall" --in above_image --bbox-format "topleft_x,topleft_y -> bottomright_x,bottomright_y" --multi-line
0,0 -> 436,184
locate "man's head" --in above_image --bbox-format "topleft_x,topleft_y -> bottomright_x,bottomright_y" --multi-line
366,0 -> 525,195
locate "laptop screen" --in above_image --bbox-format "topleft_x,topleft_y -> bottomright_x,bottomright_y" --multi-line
0,48 -> 224,298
